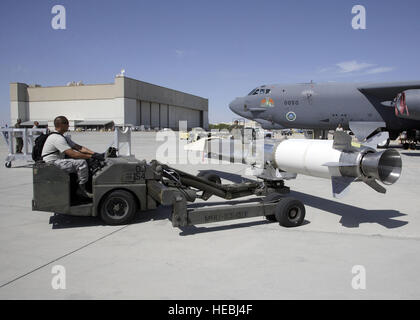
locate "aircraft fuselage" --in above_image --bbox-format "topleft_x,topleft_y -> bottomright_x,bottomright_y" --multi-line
229,82 -> 420,136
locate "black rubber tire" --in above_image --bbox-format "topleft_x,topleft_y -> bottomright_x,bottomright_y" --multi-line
274,197 -> 305,228
100,190 -> 138,225
5,162 -> 11,168
263,193 -> 283,222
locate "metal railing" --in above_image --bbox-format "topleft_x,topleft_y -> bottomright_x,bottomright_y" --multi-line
0,128 -> 47,167
0,126 -> 131,168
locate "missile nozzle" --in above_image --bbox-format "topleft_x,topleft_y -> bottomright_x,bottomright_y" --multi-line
360,149 -> 402,185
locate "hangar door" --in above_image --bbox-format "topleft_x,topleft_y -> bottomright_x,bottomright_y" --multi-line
138,100 -> 171,129
139,101 -> 150,127
168,106 -> 200,129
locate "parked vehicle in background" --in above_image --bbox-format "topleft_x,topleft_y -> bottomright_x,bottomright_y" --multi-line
179,130 -> 189,140
281,129 -> 293,136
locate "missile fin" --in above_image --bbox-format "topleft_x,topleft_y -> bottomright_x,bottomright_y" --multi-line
331,176 -> 355,198
349,121 -> 386,142
332,132 -> 353,151
363,131 -> 390,149
364,179 -> 387,194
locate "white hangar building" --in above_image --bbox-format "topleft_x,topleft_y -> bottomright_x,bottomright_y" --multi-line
10,75 -> 209,130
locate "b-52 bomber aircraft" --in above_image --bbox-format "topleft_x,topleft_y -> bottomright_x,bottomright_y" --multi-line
229,81 -> 420,147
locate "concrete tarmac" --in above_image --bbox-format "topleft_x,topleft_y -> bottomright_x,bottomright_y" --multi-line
0,132 -> 419,299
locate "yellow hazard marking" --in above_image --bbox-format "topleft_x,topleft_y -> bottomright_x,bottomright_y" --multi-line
351,142 -> 361,148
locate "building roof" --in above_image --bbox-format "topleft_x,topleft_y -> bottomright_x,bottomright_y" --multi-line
76,120 -> 114,126
20,120 -> 48,126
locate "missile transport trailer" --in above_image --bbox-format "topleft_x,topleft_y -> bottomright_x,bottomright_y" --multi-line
32,155 -> 303,228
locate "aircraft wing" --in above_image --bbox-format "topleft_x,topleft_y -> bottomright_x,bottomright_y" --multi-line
358,81 -> 420,101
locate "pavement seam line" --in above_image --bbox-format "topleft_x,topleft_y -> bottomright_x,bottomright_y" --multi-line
280,227 -> 420,241
0,224 -> 130,289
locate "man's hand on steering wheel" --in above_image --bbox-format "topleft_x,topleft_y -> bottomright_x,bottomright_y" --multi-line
91,152 -> 105,162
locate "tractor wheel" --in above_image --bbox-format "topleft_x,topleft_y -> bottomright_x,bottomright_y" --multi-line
100,190 -> 138,225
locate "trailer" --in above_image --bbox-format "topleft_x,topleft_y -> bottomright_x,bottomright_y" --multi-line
32,153 -> 306,229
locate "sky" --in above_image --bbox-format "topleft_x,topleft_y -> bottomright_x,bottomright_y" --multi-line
1,0 -> 420,126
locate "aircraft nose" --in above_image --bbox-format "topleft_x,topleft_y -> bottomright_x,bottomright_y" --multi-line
229,98 -> 240,113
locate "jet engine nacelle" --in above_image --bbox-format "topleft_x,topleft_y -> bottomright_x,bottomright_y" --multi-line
395,89 -> 420,120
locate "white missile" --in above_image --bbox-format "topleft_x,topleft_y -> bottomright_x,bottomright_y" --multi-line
264,131 -> 402,196
185,131 -> 402,197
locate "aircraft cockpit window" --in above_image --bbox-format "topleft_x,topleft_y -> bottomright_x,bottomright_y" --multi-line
248,88 -> 270,95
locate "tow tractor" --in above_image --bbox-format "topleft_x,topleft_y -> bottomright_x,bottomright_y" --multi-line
32,153 -> 304,228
